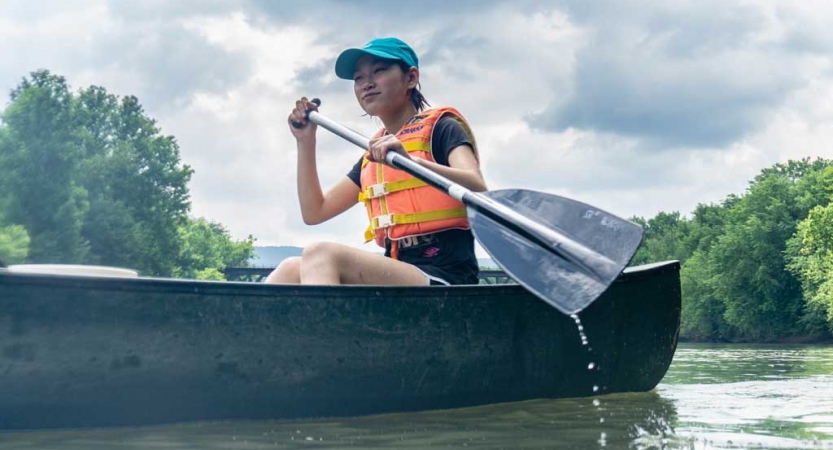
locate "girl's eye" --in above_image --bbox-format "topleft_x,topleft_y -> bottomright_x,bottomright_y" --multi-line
353,76 -> 363,82
374,66 -> 387,73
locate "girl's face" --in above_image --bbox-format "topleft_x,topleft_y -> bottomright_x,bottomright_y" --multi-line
352,55 -> 418,118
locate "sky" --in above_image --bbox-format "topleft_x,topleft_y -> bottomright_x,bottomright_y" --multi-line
2,0 -> 832,252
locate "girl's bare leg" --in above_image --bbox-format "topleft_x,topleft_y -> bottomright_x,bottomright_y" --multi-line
264,256 -> 301,284
263,243 -> 429,286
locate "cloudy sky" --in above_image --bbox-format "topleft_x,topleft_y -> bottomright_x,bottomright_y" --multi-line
2,0 -> 832,253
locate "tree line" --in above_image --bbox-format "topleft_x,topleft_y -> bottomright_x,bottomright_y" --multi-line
0,70 -> 253,280
631,158 -> 833,342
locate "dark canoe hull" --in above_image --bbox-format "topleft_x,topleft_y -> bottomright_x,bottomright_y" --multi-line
0,261 -> 681,430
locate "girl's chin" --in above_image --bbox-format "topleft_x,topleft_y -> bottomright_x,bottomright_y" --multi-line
362,104 -> 384,117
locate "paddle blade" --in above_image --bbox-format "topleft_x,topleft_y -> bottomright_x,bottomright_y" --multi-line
469,189 -> 643,315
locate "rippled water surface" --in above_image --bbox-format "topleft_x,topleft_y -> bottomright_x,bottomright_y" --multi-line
2,344 -> 832,449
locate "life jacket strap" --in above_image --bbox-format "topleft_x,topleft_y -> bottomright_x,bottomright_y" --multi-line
370,207 -> 468,230
402,141 -> 431,153
363,207 -> 469,244
358,178 -> 428,202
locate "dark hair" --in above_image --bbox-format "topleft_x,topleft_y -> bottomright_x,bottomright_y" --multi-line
396,61 -> 430,112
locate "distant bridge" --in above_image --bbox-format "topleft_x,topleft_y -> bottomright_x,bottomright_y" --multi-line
223,267 -> 514,285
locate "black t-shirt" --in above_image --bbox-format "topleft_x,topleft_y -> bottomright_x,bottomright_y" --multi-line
347,116 -> 480,285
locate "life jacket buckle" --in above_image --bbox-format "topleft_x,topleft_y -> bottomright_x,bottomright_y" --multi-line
374,214 -> 394,228
368,183 -> 387,199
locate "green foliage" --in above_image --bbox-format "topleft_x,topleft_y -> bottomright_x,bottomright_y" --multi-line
679,251 -> 730,340
193,267 -> 227,281
630,212 -> 692,265
630,201 -> 731,267
175,218 -> 255,280
787,196 -> 833,334
0,225 -> 30,264
0,71 -> 90,263
0,70 -> 194,275
0,185 -> 30,264
73,85 -> 193,275
1,71 -> 252,279
635,157 -> 833,342
708,174 -> 805,339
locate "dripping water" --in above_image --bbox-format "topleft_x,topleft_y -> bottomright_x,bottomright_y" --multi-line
571,312 -> 606,443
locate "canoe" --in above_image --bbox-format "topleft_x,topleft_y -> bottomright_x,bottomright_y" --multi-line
0,260 -> 681,430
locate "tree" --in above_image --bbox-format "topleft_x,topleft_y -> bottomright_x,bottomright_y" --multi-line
175,218 -> 255,280
74,86 -> 193,275
0,71 -> 89,263
0,132 -> 30,264
630,211 -> 692,266
660,159 -> 832,341
0,71 -> 193,275
787,185 -> 833,334
679,250 -> 730,340
683,201 -> 732,255
706,159 -> 832,340
0,225 -> 30,265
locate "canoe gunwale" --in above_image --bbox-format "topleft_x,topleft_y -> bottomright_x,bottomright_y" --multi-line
0,260 -> 681,299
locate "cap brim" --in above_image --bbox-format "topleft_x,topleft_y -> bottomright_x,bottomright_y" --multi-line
334,48 -> 404,80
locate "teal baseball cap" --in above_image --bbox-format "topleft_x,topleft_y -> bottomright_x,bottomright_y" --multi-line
335,37 -> 419,80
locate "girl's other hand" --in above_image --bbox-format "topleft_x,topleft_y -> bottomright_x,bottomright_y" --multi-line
367,134 -> 410,166
288,97 -> 319,141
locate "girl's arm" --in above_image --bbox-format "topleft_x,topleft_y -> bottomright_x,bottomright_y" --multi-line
297,169 -> 360,225
416,145 -> 487,192
289,98 -> 360,225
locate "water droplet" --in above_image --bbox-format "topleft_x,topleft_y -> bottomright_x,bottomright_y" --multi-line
572,314 -> 591,348
588,362 -> 596,370
593,385 -> 599,392
593,399 -> 601,407
599,417 -> 605,423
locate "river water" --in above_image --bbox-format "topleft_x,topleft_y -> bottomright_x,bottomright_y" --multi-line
2,344 -> 832,449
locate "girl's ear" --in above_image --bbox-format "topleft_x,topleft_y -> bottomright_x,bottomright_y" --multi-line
407,67 -> 420,89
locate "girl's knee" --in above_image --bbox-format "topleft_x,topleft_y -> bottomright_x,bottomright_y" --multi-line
264,256 -> 301,283
302,242 -> 341,263
279,256 -> 302,272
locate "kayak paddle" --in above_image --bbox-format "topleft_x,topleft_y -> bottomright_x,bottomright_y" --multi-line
300,100 -> 643,315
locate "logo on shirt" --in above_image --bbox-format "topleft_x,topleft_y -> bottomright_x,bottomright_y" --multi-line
423,246 -> 440,258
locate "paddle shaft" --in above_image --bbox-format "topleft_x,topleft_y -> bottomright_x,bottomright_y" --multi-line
307,110 -> 621,282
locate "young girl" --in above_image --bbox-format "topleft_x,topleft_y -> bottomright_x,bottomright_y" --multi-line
265,37 -> 487,286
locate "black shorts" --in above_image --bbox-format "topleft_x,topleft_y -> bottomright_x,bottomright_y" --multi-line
414,264 -> 467,285
389,230 -> 480,286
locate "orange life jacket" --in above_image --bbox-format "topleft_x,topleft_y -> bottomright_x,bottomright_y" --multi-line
359,107 -> 478,255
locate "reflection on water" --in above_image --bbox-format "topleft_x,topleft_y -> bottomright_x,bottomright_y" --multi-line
663,344 -> 833,384
0,393 -> 676,450
656,344 -> 833,449
1,344 -> 832,450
